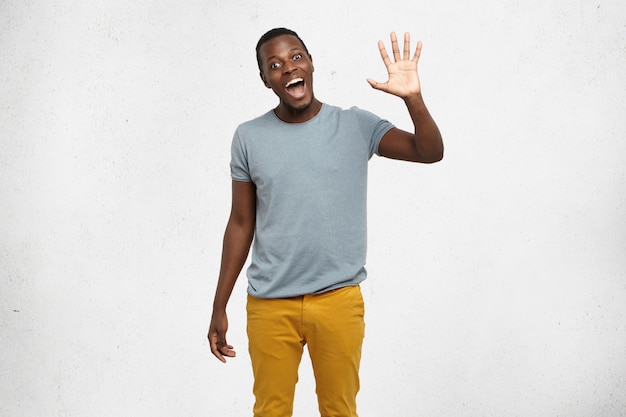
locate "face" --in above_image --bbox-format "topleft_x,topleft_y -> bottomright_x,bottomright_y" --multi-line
258,34 -> 318,120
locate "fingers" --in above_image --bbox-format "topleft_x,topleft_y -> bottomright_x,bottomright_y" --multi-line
369,31 -> 422,94
401,32 -> 422,62
413,39 -> 423,63
209,332 -> 225,362
366,77 -> 385,91
390,31 -> 401,62
377,39 -> 391,67
379,32 -> 422,64
208,330 -> 236,363
403,32 -> 411,60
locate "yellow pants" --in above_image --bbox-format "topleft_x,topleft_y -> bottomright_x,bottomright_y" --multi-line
247,285 -> 365,417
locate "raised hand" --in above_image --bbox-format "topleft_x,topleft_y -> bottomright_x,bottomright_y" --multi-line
367,32 -> 422,98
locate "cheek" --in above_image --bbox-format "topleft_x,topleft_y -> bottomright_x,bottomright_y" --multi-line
260,73 -> 272,89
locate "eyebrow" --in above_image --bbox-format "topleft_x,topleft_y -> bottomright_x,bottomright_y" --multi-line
265,47 -> 302,63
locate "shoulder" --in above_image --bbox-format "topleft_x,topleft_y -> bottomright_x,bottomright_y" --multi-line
345,106 -> 381,119
319,104 -> 377,123
320,104 -> 368,117
337,106 -> 390,130
324,105 -> 383,124
236,110 -> 277,135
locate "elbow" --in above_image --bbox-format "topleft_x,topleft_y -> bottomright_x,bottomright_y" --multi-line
429,147 -> 444,163
411,131 -> 444,163
414,145 -> 444,164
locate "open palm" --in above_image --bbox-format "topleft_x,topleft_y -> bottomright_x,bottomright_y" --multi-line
367,32 -> 422,98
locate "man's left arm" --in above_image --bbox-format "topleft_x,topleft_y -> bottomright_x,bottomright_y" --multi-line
367,32 -> 444,163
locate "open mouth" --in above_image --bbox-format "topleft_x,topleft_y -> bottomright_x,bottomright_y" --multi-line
285,78 -> 306,99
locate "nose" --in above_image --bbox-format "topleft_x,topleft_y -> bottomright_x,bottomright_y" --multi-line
282,60 -> 296,74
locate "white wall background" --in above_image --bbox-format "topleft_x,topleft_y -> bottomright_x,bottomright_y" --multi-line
2,0 -> 625,416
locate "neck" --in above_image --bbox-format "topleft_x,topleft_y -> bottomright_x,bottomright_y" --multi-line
274,98 -> 322,123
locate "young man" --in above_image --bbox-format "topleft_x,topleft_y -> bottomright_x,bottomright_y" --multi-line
208,28 -> 443,417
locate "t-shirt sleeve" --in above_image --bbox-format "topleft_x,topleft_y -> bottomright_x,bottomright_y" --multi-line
351,106 -> 395,158
230,129 -> 252,182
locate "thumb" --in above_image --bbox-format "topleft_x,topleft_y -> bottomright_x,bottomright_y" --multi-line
366,78 -> 386,91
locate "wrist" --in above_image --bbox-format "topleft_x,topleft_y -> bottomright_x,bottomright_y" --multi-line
403,93 -> 429,117
402,92 -> 424,104
212,305 -> 226,313
212,299 -> 228,313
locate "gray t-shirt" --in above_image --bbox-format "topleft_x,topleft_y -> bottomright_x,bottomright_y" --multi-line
230,103 -> 394,298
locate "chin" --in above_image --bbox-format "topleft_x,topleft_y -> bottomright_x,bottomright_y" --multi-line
284,97 -> 314,113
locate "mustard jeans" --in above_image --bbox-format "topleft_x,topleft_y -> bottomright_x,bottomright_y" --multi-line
247,285 -> 365,417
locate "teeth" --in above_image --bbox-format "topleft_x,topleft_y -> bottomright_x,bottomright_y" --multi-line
285,78 -> 303,88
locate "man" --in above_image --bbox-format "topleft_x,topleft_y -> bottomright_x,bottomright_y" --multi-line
208,28 -> 443,417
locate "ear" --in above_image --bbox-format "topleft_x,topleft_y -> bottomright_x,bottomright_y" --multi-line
309,54 -> 314,72
260,71 -> 271,89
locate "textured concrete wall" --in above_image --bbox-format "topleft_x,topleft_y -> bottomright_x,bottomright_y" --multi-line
2,0 -> 625,416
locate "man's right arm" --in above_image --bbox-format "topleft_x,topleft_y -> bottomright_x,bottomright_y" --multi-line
208,180 -> 256,363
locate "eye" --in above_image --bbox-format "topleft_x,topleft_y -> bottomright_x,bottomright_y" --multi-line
293,53 -> 302,61
270,62 -> 281,70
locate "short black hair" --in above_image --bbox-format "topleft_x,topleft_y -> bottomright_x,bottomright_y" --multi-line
256,27 -> 310,72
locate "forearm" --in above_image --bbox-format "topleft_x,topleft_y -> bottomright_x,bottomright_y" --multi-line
403,93 -> 444,163
212,220 -> 254,312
